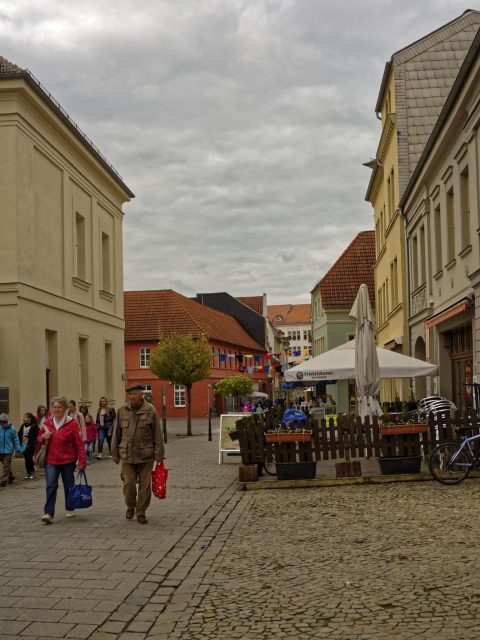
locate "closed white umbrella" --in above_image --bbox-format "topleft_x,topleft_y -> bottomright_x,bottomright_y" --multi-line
349,284 -> 383,420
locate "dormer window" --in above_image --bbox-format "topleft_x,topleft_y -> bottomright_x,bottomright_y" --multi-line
274,315 -> 283,322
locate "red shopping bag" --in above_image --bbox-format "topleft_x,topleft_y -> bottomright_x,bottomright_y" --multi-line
152,461 -> 168,499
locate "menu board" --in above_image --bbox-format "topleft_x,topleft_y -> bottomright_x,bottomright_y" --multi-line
218,413 -> 249,463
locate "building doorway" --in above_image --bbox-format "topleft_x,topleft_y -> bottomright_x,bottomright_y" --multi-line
447,324 -> 472,411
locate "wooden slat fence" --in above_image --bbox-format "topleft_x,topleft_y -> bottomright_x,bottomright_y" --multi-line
236,409 -> 480,466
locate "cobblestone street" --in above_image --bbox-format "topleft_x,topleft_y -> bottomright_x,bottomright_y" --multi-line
2,419 -> 480,639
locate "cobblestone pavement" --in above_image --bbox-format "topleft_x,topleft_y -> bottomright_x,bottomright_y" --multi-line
3,420 -> 480,639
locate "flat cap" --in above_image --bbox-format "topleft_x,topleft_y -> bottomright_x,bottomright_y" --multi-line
126,383 -> 145,392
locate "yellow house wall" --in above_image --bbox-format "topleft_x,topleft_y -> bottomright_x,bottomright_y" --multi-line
0,78 -> 130,424
370,71 -> 409,402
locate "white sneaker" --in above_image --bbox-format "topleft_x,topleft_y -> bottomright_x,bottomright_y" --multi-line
65,511 -> 75,518
96,453 -> 103,460
41,514 -> 53,524
24,475 -> 30,479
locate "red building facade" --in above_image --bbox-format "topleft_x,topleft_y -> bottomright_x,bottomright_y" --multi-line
124,290 -> 268,419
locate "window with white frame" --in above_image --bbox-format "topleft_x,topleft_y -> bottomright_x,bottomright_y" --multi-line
174,384 -> 186,407
139,347 -> 151,368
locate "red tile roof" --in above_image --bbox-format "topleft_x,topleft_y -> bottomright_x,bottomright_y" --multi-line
237,296 -> 264,315
318,231 -> 376,309
124,289 -> 266,351
268,304 -> 311,325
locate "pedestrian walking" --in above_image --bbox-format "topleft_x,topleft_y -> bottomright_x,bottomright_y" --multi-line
67,400 -> 87,443
18,413 -> 39,479
0,413 -> 24,486
37,396 -> 86,524
111,384 -> 164,524
36,404 -> 48,427
84,414 -> 97,464
95,396 -> 116,459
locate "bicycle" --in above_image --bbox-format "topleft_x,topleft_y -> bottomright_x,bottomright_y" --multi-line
429,427 -> 480,484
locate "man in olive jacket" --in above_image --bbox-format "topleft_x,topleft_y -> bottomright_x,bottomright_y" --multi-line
112,384 -> 165,524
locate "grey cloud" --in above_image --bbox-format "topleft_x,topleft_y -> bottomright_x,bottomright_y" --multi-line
0,0 -> 471,303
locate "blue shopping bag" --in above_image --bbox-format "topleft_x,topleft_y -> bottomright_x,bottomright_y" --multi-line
66,469 -> 93,510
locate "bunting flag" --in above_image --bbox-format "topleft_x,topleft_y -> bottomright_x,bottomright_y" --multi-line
263,365 -> 269,372
247,366 -> 254,373
219,354 -> 227,362
245,354 -> 253,359
265,354 -> 272,360
254,355 -> 261,362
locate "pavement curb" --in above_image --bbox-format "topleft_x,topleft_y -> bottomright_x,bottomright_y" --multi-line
241,472 -> 436,490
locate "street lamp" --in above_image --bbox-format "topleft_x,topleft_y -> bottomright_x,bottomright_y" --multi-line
207,383 -> 212,441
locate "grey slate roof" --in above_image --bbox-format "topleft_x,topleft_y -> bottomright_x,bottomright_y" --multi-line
372,10 -> 480,199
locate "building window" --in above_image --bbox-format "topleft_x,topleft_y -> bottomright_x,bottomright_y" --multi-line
434,204 -> 442,272
446,187 -> 455,262
388,168 -> 395,221
308,346 -> 312,356
75,212 -> 86,280
139,347 -> 151,368
104,341 -> 113,399
390,258 -> 398,309
412,235 -> 419,290
78,336 -> 89,401
420,225 -> 426,286
460,167 -> 470,249
174,384 -> 186,407
101,232 -> 111,292
319,336 -> 325,354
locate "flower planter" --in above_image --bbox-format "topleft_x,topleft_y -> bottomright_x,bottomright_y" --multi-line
265,431 -> 312,443
276,461 -> 316,480
377,455 -> 422,475
379,424 -> 427,436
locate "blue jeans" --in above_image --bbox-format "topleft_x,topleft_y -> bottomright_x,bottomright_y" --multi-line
44,461 -> 76,517
85,442 -> 94,463
97,428 -> 111,455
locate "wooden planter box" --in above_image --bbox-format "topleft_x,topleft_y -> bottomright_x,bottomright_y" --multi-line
379,423 -> 427,436
265,431 -> 312,443
335,460 -> 362,478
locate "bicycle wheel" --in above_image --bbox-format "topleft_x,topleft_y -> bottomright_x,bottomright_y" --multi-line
263,453 -> 277,476
429,442 -> 472,485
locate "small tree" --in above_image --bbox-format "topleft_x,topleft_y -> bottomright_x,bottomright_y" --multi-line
150,333 -> 211,436
214,375 -> 254,411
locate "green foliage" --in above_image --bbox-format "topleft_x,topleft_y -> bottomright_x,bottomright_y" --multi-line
149,333 -> 211,436
149,333 -> 211,386
214,375 -> 254,399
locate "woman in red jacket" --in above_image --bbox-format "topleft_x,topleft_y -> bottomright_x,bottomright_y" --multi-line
38,396 -> 86,524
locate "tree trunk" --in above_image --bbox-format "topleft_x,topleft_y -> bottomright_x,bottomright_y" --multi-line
186,384 -> 192,436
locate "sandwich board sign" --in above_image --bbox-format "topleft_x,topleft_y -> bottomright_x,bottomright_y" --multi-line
218,413 -> 249,463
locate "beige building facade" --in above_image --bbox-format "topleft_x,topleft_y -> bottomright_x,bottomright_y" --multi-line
365,9 -> 480,403
0,58 -> 133,424
401,29 -> 480,411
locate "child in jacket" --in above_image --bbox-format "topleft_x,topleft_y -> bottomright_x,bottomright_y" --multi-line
84,414 -> 97,464
0,413 -> 24,486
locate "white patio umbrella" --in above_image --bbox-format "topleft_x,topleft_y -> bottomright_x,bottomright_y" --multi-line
250,391 -> 268,398
285,342 -> 438,382
349,284 -> 383,420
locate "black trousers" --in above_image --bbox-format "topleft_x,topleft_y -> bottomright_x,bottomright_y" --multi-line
24,447 -> 35,475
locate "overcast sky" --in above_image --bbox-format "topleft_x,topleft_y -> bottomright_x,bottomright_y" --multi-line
0,1 -> 474,303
